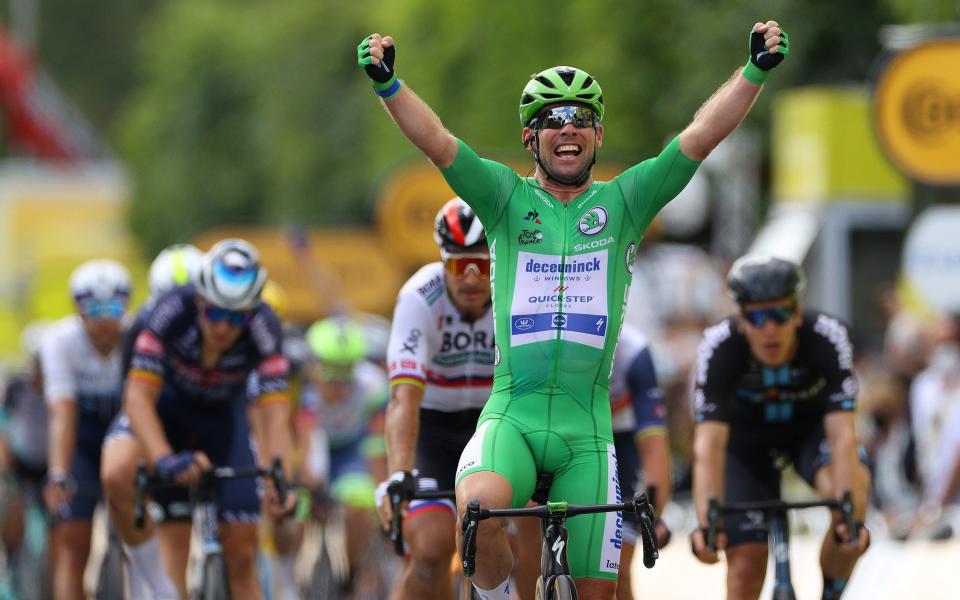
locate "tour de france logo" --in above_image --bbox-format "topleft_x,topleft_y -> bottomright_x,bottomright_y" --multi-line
578,207 -> 608,236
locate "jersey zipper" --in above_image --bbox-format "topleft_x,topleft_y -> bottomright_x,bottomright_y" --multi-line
550,202 -> 569,389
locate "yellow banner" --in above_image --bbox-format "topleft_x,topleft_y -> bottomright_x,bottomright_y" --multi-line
874,39 -> 960,185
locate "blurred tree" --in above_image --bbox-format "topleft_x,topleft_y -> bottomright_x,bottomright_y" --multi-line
110,0 -> 940,254
118,0 -> 371,253
35,0 -> 160,132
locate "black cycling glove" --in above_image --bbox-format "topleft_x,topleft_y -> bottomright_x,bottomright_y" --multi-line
743,26 -> 789,84
357,35 -> 402,98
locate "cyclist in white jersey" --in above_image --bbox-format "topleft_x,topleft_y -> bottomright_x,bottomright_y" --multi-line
607,324 -> 671,600
41,259 -> 131,600
377,198 -> 496,600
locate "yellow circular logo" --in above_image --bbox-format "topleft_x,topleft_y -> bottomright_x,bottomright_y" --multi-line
874,40 -> 960,185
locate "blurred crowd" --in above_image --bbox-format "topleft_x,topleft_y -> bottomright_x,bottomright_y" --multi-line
0,236 -> 956,595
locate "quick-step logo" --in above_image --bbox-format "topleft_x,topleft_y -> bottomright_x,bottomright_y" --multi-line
510,250 -> 609,349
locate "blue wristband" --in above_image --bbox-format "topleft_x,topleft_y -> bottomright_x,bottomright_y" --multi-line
374,78 -> 402,99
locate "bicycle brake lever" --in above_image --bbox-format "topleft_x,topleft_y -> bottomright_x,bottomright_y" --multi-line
270,457 -> 288,508
461,501 -> 481,577
633,492 -> 659,568
133,461 -> 149,529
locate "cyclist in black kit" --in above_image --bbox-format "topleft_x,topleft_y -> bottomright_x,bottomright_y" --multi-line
690,255 -> 870,600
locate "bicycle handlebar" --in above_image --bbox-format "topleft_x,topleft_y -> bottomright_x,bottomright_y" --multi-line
460,491 -> 660,577
704,490 -> 857,552
386,475 -> 456,556
133,456 -> 288,530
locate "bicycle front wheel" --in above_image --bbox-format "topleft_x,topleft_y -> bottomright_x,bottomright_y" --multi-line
303,545 -> 338,600
549,575 -> 577,600
95,543 -> 126,600
199,554 -> 230,600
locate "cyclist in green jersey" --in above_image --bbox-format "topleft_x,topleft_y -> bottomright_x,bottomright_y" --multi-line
358,21 -> 789,600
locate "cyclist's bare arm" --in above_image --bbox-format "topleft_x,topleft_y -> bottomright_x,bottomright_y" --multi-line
124,377 -> 173,463
636,431 -> 671,518
678,20 -> 783,161
292,416 -> 320,489
693,421 -> 728,522
366,34 -> 459,168
257,396 -> 293,477
385,382 -> 424,474
691,421 -> 728,561
824,411 -> 864,518
47,398 -> 78,477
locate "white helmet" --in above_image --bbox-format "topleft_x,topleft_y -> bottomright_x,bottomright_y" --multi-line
148,244 -> 203,299
195,239 -> 267,311
69,259 -> 132,314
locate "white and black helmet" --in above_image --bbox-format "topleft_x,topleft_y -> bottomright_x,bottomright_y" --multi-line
433,197 -> 487,251
148,244 -> 204,300
69,259 -> 132,306
195,239 -> 268,310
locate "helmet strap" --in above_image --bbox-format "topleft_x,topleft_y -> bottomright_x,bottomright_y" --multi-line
531,129 -> 597,188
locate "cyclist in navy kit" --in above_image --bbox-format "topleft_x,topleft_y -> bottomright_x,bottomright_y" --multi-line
101,239 -> 294,600
690,256 -> 870,600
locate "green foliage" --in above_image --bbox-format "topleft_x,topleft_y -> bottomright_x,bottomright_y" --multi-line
101,0 -> 937,253
36,0 -> 160,132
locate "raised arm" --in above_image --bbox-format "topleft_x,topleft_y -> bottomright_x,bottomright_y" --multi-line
358,34 -> 459,168
679,21 -> 789,161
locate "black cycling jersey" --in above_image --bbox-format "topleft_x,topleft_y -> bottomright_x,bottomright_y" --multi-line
129,286 -> 289,409
120,306 -> 149,378
694,310 -> 857,442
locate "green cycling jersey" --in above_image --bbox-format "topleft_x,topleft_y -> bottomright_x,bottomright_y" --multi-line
444,135 -> 699,580
442,135 -> 699,415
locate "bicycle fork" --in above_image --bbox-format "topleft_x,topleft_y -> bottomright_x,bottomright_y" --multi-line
768,510 -> 795,600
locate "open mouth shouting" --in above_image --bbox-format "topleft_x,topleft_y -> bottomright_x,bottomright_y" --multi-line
555,143 -> 583,159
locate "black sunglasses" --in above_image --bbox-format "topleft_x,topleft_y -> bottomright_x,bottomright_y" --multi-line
535,105 -> 599,130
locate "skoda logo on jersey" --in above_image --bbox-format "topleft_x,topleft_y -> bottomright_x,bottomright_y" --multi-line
494,344 -> 501,366
552,314 -> 568,329
625,242 -> 637,275
514,317 -> 535,331
578,207 -> 608,236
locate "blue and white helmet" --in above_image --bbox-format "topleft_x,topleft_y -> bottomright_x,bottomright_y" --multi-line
195,239 -> 267,310
69,259 -> 132,308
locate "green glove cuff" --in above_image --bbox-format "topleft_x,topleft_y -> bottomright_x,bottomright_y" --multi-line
372,72 -> 399,92
741,60 -> 769,85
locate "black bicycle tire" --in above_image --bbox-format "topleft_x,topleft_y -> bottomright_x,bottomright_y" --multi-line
772,587 -> 796,600
551,575 -> 577,600
454,571 -> 482,600
303,544 -> 338,600
95,543 -> 126,600
200,554 -> 230,600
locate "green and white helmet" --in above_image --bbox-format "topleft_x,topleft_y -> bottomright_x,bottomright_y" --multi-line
519,66 -> 604,127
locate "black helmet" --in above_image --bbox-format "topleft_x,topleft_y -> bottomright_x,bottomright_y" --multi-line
433,197 -> 487,251
727,255 -> 805,305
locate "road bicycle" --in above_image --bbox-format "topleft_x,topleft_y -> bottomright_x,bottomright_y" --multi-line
134,457 -> 287,600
